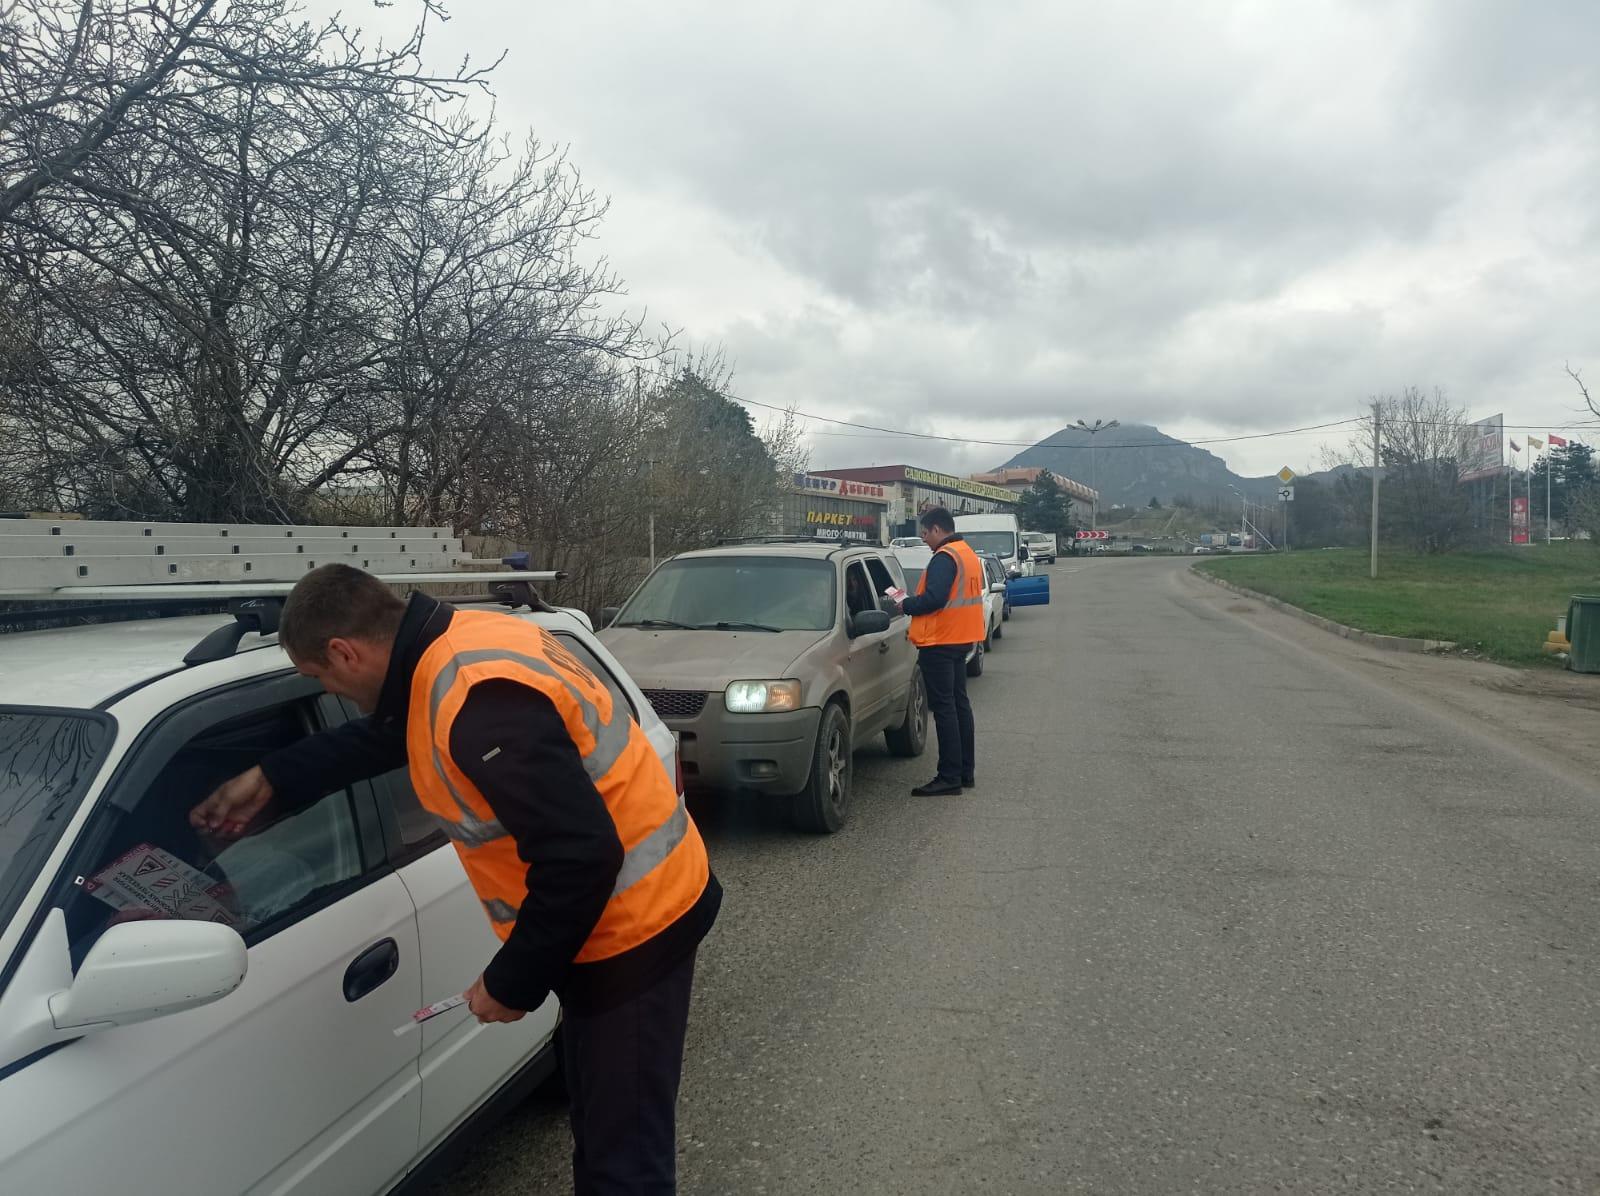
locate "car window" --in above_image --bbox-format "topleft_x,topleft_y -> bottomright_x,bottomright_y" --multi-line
616,556 -> 837,631
863,557 -> 898,605
843,561 -> 875,618
963,531 -> 1017,559
61,697 -> 366,963
0,708 -> 112,939
902,566 -> 925,591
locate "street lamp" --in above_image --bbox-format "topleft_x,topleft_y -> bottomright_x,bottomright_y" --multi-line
1228,484 -> 1248,547
1074,418 -> 1119,530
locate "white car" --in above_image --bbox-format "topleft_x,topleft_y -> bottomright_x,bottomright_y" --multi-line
0,593 -> 677,1193
1020,531 -> 1057,565
891,545 -> 1005,678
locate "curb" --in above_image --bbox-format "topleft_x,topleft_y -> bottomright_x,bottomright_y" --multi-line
1193,567 -> 1457,655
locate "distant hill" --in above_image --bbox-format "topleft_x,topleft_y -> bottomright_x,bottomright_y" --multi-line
997,422 -> 1362,507
999,422 -> 1284,507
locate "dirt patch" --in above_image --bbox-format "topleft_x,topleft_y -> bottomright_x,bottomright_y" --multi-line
1227,603 -> 1256,613
1477,670 -> 1600,713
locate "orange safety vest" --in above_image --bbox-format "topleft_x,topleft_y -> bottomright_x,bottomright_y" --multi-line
405,609 -> 710,963
909,537 -> 987,647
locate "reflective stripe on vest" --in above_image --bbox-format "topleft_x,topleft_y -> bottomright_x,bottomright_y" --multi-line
405,610 -> 711,962
909,538 -> 988,647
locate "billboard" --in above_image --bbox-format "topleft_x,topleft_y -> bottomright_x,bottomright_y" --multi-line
1458,414 -> 1504,481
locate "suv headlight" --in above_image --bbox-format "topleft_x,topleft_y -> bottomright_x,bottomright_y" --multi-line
724,680 -> 802,713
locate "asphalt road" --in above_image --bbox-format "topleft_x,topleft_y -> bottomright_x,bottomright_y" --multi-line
434,558 -> 1600,1194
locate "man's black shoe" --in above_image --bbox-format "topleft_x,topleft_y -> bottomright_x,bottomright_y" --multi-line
912,778 -> 963,796
961,776 -> 975,789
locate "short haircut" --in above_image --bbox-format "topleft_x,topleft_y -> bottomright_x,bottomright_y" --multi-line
278,563 -> 406,663
919,507 -> 955,533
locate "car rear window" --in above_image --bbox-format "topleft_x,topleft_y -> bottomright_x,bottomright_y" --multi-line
616,557 -> 837,631
0,707 -> 112,931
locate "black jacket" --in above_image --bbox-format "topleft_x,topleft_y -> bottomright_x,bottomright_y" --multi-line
900,534 -> 967,617
261,592 -> 720,1014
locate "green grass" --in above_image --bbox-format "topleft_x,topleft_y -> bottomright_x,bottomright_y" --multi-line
1197,544 -> 1600,666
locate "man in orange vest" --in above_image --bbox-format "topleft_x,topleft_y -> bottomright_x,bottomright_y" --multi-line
190,564 -> 720,1195
891,507 -> 984,795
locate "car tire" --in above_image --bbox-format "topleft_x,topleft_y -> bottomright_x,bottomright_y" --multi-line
884,669 -> 928,758
1002,602 -> 1011,622
792,701 -> 851,833
966,641 -> 984,677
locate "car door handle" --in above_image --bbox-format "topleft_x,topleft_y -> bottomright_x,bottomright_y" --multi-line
877,641 -> 891,654
343,938 -> 400,1003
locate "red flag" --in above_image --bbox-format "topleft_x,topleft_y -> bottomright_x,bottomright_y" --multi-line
1548,433 -> 1569,447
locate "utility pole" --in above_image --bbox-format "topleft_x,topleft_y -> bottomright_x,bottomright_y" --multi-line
636,367 -> 657,571
1074,418 -> 1119,530
1369,402 -> 1381,579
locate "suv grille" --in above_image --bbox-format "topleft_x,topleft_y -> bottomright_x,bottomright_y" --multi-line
643,689 -> 707,720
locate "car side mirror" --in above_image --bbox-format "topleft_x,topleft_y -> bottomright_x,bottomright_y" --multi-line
989,581 -> 1007,594
599,606 -> 620,628
50,919 -> 247,1031
849,609 -> 892,637
1018,545 -> 1030,560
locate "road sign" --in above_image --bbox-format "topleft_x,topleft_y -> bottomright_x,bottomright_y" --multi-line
1073,529 -> 1109,540
1276,466 -> 1296,484
1277,486 -> 1294,502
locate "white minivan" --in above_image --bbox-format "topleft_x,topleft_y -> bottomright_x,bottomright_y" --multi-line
953,513 -> 1033,578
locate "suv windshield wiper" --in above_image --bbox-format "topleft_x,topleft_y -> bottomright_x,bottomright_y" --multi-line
698,620 -> 783,633
620,618 -> 695,630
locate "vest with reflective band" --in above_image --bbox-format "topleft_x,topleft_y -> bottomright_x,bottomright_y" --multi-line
909,538 -> 987,647
405,610 -> 710,963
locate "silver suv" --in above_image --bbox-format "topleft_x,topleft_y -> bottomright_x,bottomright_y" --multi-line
598,540 -> 927,832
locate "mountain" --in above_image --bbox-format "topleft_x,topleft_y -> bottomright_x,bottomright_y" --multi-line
999,423 -> 1285,508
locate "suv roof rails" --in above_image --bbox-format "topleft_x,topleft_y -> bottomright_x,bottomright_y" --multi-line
712,534 -> 876,547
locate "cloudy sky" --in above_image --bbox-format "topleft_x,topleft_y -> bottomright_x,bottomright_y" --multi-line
350,0 -> 1600,477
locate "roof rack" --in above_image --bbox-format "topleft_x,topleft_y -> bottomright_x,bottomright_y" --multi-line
712,534 -> 864,547
0,516 -> 474,594
0,516 -> 570,663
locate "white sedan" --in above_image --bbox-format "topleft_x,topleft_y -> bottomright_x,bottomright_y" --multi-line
0,599 -> 676,1193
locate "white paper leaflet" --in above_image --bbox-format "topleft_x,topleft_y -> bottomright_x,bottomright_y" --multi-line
393,994 -> 467,1036
84,843 -> 237,926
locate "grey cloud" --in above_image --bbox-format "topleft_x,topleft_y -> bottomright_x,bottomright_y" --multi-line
325,0 -> 1600,471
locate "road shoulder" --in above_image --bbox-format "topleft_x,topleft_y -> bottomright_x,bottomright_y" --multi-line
1174,563 -> 1600,796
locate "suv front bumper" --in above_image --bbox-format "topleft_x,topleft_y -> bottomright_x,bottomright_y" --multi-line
665,701 -> 822,796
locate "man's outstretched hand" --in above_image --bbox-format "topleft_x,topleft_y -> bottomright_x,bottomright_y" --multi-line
190,765 -> 274,839
466,974 -> 527,1024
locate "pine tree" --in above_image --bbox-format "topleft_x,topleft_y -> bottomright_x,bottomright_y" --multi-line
1016,469 -> 1075,538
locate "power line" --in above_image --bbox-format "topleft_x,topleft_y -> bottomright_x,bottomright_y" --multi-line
732,394 -> 1366,450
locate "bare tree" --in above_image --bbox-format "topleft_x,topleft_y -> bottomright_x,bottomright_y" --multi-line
1336,387 -> 1471,553
0,0 -> 487,220
1567,362 -> 1596,421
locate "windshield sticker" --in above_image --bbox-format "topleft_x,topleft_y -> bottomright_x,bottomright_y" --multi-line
85,843 -> 237,926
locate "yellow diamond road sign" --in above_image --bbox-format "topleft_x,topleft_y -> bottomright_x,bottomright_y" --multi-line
1276,466 -> 1296,484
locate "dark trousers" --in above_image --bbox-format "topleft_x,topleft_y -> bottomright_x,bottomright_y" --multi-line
917,644 -> 975,783
561,950 -> 697,1195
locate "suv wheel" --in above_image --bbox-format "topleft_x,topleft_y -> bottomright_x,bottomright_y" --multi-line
966,640 -> 985,678
792,702 -> 851,833
884,669 -> 927,758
